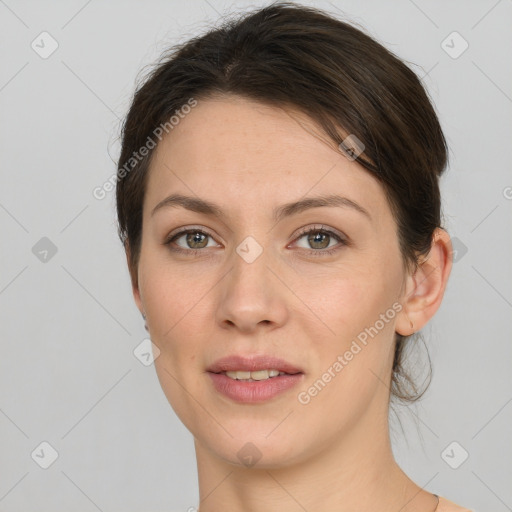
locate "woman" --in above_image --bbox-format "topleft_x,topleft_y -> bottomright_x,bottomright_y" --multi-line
116,3 -> 472,511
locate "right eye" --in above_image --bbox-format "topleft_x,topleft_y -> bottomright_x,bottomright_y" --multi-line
164,227 -> 220,255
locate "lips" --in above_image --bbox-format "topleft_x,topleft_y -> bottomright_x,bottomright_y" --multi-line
206,354 -> 304,375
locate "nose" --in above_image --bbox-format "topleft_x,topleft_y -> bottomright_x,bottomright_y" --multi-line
215,240 -> 289,334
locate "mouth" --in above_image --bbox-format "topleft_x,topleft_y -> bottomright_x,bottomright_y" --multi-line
206,354 -> 304,376
206,354 -> 304,403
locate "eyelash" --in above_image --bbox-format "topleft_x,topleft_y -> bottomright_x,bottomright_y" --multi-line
163,224 -> 347,257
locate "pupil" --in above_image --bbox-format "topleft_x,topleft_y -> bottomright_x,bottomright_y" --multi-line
188,232 -> 207,248
309,232 -> 328,249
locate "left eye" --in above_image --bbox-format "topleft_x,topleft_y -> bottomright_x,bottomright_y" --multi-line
292,226 -> 345,253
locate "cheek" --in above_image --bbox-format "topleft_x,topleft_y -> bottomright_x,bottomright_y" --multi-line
296,259 -> 402,385
296,265 -> 391,344
139,252 -> 213,343
294,275 -> 399,434
139,257 -> 211,430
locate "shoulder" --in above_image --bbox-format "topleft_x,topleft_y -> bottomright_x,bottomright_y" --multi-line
437,496 -> 473,512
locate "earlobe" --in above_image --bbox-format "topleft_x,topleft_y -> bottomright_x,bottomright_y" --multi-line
395,228 -> 453,336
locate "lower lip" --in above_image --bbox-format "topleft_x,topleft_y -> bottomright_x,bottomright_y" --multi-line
207,372 -> 304,403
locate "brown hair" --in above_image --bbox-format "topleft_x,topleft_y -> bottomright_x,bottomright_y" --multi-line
116,1 -> 448,403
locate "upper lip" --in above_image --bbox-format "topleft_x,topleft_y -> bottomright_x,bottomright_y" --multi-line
207,355 -> 304,374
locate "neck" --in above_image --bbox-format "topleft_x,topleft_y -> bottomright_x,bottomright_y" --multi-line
193,403 -> 436,512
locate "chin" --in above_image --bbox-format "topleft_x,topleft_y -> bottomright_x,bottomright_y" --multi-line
196,424 -> 309,467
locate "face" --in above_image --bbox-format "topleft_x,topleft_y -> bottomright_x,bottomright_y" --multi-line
131,95 -> 410,468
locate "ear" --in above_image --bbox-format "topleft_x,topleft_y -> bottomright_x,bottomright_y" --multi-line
395,228 -> 453,336
125,241 -> 144,316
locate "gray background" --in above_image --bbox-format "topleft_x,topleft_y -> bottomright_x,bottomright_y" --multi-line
1,0 -> 511,511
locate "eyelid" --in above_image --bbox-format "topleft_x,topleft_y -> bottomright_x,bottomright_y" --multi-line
290,224 -> 347,244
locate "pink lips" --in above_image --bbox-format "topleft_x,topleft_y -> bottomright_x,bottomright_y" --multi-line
206,354 -> 304,403
206,354 -> 303,374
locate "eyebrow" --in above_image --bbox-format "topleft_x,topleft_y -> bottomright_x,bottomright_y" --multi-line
151,193 -> 371,222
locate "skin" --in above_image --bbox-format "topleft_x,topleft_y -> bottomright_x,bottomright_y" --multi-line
127,95 -> 452,512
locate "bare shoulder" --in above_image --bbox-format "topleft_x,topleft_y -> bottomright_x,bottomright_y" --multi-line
437,496 -> 474,512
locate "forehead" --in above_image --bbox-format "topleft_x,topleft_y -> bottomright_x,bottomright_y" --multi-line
156,95 -> 339,164
144,96 -> 388,224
